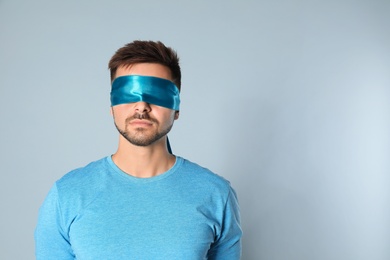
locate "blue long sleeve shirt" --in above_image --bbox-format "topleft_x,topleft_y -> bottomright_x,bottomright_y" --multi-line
35,156 -> 242,259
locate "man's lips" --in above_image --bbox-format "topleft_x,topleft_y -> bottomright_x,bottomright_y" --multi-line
129,119 -> 153,126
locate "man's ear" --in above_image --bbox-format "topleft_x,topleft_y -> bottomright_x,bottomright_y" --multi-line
110,107 -> 114,116
174,111 -> 180,120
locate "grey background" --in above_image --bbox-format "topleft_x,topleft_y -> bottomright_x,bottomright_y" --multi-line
1,0 -> 389,259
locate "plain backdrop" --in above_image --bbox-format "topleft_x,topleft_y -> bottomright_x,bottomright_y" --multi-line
0,0 -> 389,259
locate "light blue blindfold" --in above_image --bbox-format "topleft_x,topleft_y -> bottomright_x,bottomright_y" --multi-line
111,75 -> 180,110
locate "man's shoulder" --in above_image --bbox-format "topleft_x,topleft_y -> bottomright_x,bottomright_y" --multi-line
178,157 -> 232,192
56,157 -> 110,190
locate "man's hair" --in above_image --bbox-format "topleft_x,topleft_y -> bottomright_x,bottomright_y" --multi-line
108,40 -> 181,90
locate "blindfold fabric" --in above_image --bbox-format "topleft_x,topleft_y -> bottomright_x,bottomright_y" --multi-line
111,75 -> 180,110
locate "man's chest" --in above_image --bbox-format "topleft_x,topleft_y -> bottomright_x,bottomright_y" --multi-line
68,192 -> 218,259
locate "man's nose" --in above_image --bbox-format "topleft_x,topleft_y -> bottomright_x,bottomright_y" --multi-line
134,101 -> 151,113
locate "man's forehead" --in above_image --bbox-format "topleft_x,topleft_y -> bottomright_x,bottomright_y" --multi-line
115,63 -> 172,81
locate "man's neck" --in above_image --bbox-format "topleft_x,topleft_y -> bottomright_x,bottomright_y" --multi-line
111,138 -> 176,178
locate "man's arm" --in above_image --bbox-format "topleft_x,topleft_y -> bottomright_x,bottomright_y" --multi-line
35,184 -> 75,260
208,187 -> 242,260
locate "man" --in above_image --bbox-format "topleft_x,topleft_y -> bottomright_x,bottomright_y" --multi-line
35,40 -> 242,259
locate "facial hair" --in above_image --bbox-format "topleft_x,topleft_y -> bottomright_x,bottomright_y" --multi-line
113,112 -> 173,147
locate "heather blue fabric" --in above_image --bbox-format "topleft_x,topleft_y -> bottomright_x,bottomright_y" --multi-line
35,156 -> 242,259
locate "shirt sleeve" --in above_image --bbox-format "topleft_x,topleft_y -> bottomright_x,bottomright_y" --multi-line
34,183 -> 75,260
207,187 -> 242,260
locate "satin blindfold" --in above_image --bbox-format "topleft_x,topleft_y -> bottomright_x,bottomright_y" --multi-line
111,75 -> 180,110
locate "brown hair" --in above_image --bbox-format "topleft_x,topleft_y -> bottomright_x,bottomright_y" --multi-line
108,40 -> 181,90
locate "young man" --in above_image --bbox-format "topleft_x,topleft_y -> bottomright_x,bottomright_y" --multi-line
35,40 -> 242,259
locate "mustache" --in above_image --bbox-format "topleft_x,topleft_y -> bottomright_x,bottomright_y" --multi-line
125,113 -> 158,123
